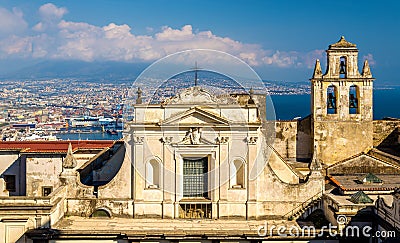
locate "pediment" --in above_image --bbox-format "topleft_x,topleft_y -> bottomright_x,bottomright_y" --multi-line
327,153 -> 400,175
162,86 -> 237,105
161,107 -> 230,126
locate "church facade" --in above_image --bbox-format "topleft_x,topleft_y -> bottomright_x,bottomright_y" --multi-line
0,37 -> 399,242
121,86 -> 323,220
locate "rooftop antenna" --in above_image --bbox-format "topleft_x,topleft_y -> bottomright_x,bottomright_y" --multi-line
195,62 -> 198,86
191,62 -> 202,87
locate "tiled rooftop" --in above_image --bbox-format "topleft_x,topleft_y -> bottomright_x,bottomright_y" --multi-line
0,140 -> 116,153
329,174 -> 400,192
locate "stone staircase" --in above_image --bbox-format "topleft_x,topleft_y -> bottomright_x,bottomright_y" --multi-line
283,191 -> 323,220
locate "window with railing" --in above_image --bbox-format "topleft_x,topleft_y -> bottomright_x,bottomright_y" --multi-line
183,157 -> 208,198
179,202 -> 212,219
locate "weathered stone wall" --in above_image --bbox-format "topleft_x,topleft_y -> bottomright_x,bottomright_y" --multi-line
25,155 -> 63,197
0,214 -> 34,243
376,191 -> 400,233
97,144 -> 131,199
0,196 -> 65,242
313,121 -> 373,165
0,152 -> 24,196
94,145 -> 125,183
274,121 -> 297,159
296,116 -> 312,159
98,148 -> 134,198
324,48 -> 360,79
0,152 -> 19,174
327,154 -> 400,175
0,178 -> 8,196
267,147 -> 299,184
373,120 -> 400,147
78,149 -> 111,184
0,150 -> 103,197
255,164 -> 324,219
274,118 -> 312,161
73,151 -> 101,168
312,78 -> 373,123
66,198 -> 134,218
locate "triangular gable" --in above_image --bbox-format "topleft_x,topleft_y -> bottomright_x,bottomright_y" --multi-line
327,153 -> 400,175
161,107 -> 230,126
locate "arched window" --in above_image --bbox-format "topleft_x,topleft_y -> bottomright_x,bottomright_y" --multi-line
349,85 -> 359,114
90,208 -> 111,218
146,159 -> 161,188
327,85 -> 337,114
230,159 -> 245,188
339,56 -> 346,78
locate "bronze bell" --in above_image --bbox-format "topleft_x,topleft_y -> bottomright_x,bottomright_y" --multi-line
339,61 -> 346,74
328,93 -> 336,109
349,94 -> 358,108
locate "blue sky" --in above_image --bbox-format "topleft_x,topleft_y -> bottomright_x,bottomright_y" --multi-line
0,0 -> 399,82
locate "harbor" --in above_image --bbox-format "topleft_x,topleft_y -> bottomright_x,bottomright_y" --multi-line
1,116 -> 123,141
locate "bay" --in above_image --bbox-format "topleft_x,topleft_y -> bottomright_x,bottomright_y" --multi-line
56,87 -> 399,140
270,87 -> 400,120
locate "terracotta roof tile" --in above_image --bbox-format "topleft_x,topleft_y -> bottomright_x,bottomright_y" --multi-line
0,140 -> 115,153
329,174 -> 400,192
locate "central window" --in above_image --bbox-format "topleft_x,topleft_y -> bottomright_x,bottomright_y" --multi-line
183,157 -> 208,198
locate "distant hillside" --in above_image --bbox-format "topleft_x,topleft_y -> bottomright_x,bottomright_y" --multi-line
0,60 -> 149,81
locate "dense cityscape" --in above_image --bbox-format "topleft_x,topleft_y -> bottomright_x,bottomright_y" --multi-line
0,74 -> 312,141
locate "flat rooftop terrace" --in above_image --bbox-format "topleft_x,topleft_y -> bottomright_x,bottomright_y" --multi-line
27,217 -> 310,240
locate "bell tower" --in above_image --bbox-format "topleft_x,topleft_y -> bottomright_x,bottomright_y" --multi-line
311,36 -> 374,165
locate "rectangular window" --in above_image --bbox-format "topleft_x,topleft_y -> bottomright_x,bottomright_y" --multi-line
42,186 -> 53,197
4,175 -> 16,192
183,157 -> 208,198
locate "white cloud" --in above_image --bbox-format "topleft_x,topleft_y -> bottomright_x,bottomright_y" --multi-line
0,7 -> 28,37
146,27 -> 154,34
33,3 -> 68,32
363,53 -> 376,66
38,3 -> 67,20
239,52 -> 259,66
156,25 -> 194,41
0,35 -> 31,56
0,3 -> 323,69
262,51 -> 297,67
